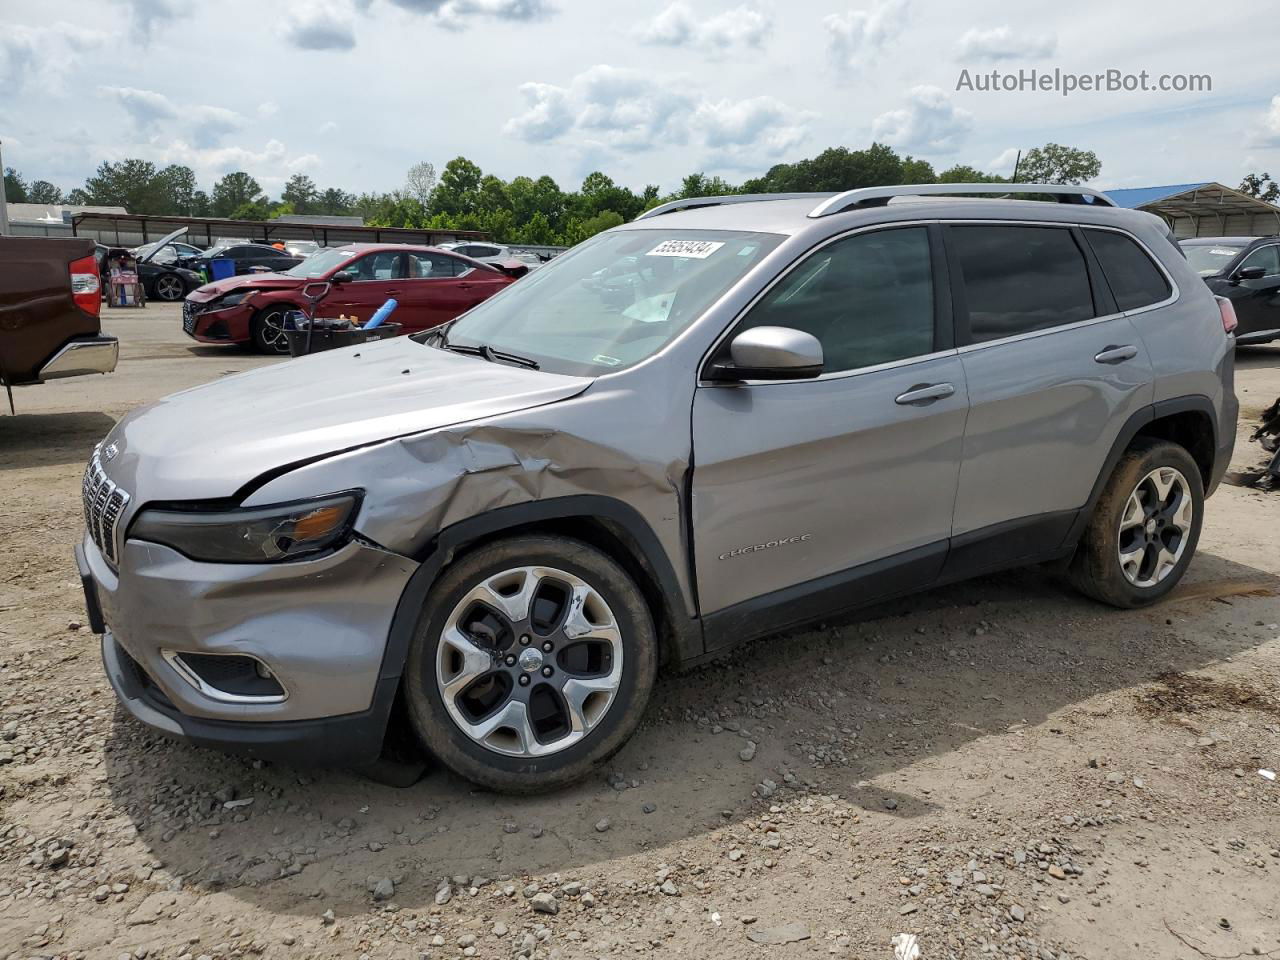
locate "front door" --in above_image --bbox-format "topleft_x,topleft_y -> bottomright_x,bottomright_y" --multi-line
1219,243 -> 1280,339
322,251 -> 407,324
691,225 -> 967,632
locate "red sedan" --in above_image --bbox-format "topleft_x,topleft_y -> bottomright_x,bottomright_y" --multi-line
181,243 -> 519,353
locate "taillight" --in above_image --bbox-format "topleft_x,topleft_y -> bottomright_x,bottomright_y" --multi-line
1216,295 -> 1238,335
70,254 -> 101,317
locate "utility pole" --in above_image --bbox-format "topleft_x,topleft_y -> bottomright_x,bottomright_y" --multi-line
0,139 -> 10,236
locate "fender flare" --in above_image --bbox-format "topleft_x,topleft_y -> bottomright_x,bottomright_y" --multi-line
1061,394 -> 1218,549
377,495 -> 702,685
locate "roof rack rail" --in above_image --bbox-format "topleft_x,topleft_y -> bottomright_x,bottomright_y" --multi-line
808,183 -> 1116,218
634,193 -> 833,221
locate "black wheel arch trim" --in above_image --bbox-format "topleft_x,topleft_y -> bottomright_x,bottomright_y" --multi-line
1061,394 -> 1219,551
377,495 -> 702,687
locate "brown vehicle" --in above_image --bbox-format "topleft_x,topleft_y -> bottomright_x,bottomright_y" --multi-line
0,236 -> 118,407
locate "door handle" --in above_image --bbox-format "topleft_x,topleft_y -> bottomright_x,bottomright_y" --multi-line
1094,344 -> 1138,364
894,382 -> 955,406
457,282 -> 473,290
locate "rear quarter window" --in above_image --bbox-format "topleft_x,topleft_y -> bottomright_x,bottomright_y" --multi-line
1084,229 -> 1172,311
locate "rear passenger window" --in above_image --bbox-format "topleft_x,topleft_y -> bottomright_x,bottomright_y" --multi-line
738,226 -> 934,373
951,225 -> 1095,343
1084,229 -> 1172,310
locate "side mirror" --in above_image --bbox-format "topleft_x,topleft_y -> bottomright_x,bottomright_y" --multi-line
706,326 -> 824,382
1233,265 -> 1266,283
330,270 -> 354,284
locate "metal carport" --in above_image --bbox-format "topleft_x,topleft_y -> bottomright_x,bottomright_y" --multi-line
1104,182 -> 1280,238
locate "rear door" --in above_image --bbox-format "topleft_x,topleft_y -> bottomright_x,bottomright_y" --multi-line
691,225 -> 968,634
944,222 -> 1156,572
399,252 -> 507,331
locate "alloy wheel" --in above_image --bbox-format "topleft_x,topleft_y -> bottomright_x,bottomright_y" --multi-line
154,274 -> 184,301
435,566 -> 624,757
1117,466 -> 1194,588
258,310 -> 291,353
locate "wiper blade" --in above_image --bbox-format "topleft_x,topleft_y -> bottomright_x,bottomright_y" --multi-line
443,342 -> 540,370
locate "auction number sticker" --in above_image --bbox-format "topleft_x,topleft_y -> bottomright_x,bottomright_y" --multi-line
647,239 -> 725,259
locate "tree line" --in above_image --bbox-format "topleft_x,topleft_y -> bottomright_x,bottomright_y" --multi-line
3,142 -> 1124,246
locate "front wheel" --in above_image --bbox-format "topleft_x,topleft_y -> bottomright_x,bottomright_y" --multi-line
153,273 -> 186,301
1069,438 -> 1204,607
251,306 -> 293,355
404,536 -> 658,793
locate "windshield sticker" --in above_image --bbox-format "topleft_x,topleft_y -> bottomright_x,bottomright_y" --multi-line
592,354 -> 622,366
1209,248 -> 1240,256
647,240 -> 725,259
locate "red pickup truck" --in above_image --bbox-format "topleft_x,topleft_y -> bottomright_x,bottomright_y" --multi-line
0,236 -> 118,407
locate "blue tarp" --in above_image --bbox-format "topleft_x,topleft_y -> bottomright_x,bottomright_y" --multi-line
1103,183 -> 1212,209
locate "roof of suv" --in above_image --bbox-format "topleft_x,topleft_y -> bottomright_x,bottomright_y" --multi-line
1179,236 -> 1272,245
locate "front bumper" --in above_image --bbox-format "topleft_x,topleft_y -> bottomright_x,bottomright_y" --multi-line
183,299 -> 253,343
78,532 -> 418,758
38,335 -> 119,380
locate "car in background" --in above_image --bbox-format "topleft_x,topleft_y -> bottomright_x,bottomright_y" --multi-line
180,243 -> 303,278
94,239 -> 205,303
1,236 -> 117,404
283,239 -> 321,259
438,240 -> 538,277
133,240 -> 205,262
181,243 -> 516,353
1180,236 -> 1280,345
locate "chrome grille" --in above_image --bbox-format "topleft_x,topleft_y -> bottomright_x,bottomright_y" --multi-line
82,449 -> 130,565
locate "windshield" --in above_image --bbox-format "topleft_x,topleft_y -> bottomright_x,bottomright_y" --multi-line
1182,243 -> 1245,277
285,247 -> 355,278
441,229 -> 783,375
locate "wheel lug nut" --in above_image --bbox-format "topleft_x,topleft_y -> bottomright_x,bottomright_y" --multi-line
541,641 -> 553,653
541,665 -> 553,677
519,635 -> 530,646
518,674 -> 530,686
505,655 -> 516,667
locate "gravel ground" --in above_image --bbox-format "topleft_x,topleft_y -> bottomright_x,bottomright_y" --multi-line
2,304 -> 1279,960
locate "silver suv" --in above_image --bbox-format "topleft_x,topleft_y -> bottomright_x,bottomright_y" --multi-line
77,184 -> 1238,792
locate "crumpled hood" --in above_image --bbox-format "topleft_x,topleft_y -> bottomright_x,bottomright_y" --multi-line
101,337 -> 591,503
187,273 -> 300,302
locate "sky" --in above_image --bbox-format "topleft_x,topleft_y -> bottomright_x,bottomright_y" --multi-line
2,0 -> 1280,200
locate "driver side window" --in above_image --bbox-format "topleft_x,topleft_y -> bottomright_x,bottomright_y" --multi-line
350,252 -> 407,281
1240,244 -> 1280,277
736,227 -> 935,374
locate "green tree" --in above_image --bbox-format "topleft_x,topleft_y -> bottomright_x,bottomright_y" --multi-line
677,172 -> 740,198
80,159 -> 167,213
1017,143 -> 1100,184
281,174 -> 319,214
937,164 -> 1006,183
157,164 -> 197,214
26,179 -> 64,204
191,190 -> 212,217
211,171 -> 266,218
318,187 -> 356,216
1239,173 -> 1280,204
900,156 -> 936,184
742,143 -> 905,193
3,167 -> 29,203
431,157 -> 484,217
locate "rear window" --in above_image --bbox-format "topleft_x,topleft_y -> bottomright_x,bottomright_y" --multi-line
1084,229 -> 1172,311
950,225 -> 1095,343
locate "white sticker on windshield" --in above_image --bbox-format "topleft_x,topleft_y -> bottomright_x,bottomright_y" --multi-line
1209,248 -> 1239,256
647,240 -> 725,259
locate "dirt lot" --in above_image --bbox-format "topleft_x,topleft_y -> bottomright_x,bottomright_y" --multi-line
2,303 -> 1279,960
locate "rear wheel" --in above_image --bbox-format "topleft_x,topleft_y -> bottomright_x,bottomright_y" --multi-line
251,306 -> 292,354
153,273 -> 185,301
404,535 -> 658,793
1069,438 -> 1204,607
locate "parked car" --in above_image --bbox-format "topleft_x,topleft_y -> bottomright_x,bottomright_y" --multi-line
78,184 -> 1237,792
437,241 -> 535,277
180,243 -> 302,279
1180,236 -> 1280,344
181,243 -> 515,353
0,236 -> 117,405
283,239 -> 321,259
133,240 -> 205,262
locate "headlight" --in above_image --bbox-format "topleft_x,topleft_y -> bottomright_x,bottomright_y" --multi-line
129,492 -> 361,563
214,290 -> 257,308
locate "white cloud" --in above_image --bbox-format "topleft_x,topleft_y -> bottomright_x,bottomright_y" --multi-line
823,0 -> 908,74
989,146 -> 1020,175
504,65 -> 811,164
1249,95 -> 1280,148
0,22 -> 110,92
385,0 -> 555,30
956,26 -> 1055,61
258,101 -> 280,118
871,85 -> 973,155
111,0 -> 189,45
279,0 -> 357,50
638,3 -> 771,54
100,87 -> 245,148
156,138 -> 319,184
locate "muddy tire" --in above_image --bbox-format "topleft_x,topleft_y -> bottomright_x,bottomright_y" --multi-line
404,535 -> 658,793
1069,438 -> 1204,608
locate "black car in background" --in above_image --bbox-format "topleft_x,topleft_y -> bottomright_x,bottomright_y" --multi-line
93,243 -> 205,302
180,243 -> 303,277
1180,236 -> 1280,345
